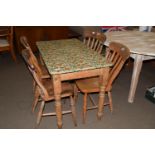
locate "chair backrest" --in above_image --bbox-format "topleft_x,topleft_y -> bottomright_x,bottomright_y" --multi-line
20,36 -> 43,76
21,48 -> 50,99
0,26 -> 13,37
83,31 -> 106,54
0,26 -> 13,50
105,42 -> 130,91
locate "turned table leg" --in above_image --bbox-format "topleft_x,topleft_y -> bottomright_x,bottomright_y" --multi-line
97,68 -> 109,119
53,75 -> 62,129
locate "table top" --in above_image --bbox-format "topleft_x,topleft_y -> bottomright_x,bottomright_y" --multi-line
36,39 -> 111,74
105,31 -> 155,56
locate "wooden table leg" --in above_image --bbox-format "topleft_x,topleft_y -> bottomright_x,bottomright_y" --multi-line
128,55 -> 143,103
97,68 -> 109,119
53,75 -> 62,129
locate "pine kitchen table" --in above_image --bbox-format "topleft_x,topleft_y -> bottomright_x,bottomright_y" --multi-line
36,38 -> 112,128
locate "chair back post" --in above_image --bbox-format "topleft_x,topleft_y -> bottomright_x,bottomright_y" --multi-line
106,42 -> 130,91
83,31 -> 95,46
28,65 -> 50,100
20,36 -> 43,76
21,49 -> 49,100
20,36 -> 31,49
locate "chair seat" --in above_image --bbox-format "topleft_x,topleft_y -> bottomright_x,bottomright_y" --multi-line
0,39 -> 9,47
76,77 -> 100,93
42,79 -> 74,99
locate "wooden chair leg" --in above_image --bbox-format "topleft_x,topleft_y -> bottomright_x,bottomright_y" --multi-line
74,84 -> 79,103
70,96 -> 77,126
108,91 -> 113,112
88,94 -> 97,106
37,100 -> 45,125
83,93 -> 88,124
32,88 -> 40,112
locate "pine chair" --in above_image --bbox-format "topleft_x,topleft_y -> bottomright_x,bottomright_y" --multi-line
21,48 -> 77,127
0,26 -> 17,62
20,36 -> 50,79
75,42 -> 130,123
83,31 -> 106,54
20,36 -> 50,111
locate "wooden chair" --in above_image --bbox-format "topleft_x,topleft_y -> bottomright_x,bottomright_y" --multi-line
83,31 -> 106,54
0,26 -> 17,62
75,42 -> 130,123
20,36 -> 50,79
20,36 -> 51,111
21,48 -> 77,127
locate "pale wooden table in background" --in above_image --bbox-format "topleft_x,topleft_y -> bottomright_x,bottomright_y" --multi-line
105,31 -> 155,103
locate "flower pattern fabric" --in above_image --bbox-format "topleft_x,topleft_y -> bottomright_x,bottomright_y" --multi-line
36,39 -> 111,74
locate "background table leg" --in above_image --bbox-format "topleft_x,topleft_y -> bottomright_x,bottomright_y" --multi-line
128,55 -> 143,103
